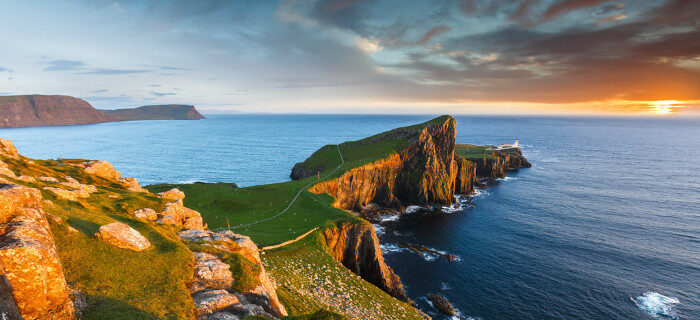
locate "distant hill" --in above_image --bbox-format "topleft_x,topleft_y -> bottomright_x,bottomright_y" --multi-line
102,105 -> 205,120
0,95 -> 118,128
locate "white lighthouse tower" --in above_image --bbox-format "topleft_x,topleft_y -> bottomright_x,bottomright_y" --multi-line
514,139 -> 519,147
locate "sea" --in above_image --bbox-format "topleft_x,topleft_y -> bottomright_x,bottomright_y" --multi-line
1,114 -> 698,320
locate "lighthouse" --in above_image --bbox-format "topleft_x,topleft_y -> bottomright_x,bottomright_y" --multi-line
514,139 -> 519,147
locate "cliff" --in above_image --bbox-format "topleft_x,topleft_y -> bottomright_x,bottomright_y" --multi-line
0,95 -> 118,128
456,144 -> 531,179
322,220 -> 410,303
306,116 -> 475,211
102,105 -> 205,120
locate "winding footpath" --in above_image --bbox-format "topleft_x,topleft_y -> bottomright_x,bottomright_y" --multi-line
214,144 -> 344,231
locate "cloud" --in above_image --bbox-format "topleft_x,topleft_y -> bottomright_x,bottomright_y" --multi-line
417,26 -> 450,45
540,0 -> 610,23
598,3 -> 625,14
596,14 -> 626,23
78,69 -> 152,75
149,91 -> 176,96
91,89 -> 109,93
159,66 -> 190,71
0,67 -> 13,73
355,38 -> 382,53
42,60 -> 85,71
149,84 -> 162,87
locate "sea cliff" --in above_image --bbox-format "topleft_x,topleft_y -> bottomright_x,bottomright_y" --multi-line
0,95 -> 118,128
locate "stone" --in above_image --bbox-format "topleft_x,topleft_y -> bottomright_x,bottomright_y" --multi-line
0,139 -> 19,159
59,179 -> 98,193
16,175 -> 36,183
157,188 -> 185,201
43,187 -> 90,201
193,289 -> 239,316
427,293 -> 455,316
119,177 -> 148,192
134,208 -> 157,221
0,160 -> 16,178
94,222 -> 151,252
37,176 -> 59,183
158,201 -> 204,230
0,184 -> 75,319
203,311 -> 240,320
192,253 -> 234,293
81,160 -> 121,180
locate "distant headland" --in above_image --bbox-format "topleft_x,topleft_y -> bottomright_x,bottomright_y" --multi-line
0,94 -> 204,128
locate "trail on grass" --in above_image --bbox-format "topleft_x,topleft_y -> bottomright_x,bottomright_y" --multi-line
215,144 -> 344,230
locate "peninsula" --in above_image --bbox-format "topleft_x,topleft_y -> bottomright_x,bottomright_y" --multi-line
0,115 -> 528,319
0,95 -> 204,128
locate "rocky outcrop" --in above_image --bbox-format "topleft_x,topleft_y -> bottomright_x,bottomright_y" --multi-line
43,187 -> 90,201
322,220 -> 410,303
94,222 -> 152,252
69,160 -> 148,192
427,294 -> 455,316
464,149 -> 531,179
134,208 -> 158,221
158,201 -> 205,230
101,105 -> 206,120
178,229 -> 288,319
0,139 -> 19,159
158,188 -> 186,203
309,116 -> 474,211
453,155 -> 476,194
0,183 -> 75,319
0,95 -> 118,128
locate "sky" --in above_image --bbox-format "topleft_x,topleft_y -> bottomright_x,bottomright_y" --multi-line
0,0 -> 698,115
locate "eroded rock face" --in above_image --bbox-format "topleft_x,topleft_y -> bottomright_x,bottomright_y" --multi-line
193,289 -> 239,316
0,138 -> 20,159
309,116 -> 474,211
94,222 -> 151,252
322,220 -> 410,303
453,155 -> 477,194
178,229 -> 288,318
0,183 -> 75,319
158,201 -> 205,230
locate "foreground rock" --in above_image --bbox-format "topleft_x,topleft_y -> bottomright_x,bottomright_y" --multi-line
0,183 -> 75,319
427,294 -> 455,316
43,186 -> 90,201
178,229 -> 288,318
322,220 -> 410,303
94,222 -> 151,251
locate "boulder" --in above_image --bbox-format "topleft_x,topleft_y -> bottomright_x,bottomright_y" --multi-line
193,289 -> 239,316
157,188 -> 186,201
43,187 -> 90,201
16,175 -> 36,183
427,293 -> 455,316
158,201 -> 204,230
134,208 -> 158,221
94,222 -> 151,252
0,138 -> 19,159
38,176 -> 59,183
119,177 -> 148,192
192,253 -> 234,293
81,160 -> 121,180
0,184 -> 75,319
0,160 -> 16,178
59,177 -> 97,193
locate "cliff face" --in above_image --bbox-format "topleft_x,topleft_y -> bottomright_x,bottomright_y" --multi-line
0,95 -> 118,128
465,150 -> 531,179
309,116 -> 474,211
102,105 -> 205,120
322,221 -> 410,303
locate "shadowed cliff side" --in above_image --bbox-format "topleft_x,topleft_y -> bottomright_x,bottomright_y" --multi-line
321,220 -> 410,303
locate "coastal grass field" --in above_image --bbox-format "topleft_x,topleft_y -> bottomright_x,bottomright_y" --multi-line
262,231 -> 425,320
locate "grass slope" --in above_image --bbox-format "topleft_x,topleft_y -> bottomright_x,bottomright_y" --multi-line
1,156 -> 195,319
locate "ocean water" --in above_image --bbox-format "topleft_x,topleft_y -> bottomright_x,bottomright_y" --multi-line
1,115 -> 698,319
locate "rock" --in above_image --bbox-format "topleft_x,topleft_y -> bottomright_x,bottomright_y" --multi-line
158,201 -> 204,230
94,222 -> 151,252
37,176 -> 59,183
157,188 -> 186,201
16,175 -> 36,183
43,187 -> 90,201
108,194 -> 120,199
0,183 -> 75,319
0,160 -> 16,178
71,289 -> 87,317
193,289 -> 239,316
134,208 -> 158,221
323,220 -> 410,303
192,253 -> 234,293
0,138 -> 19,159
43,199 -> 54,206
202,311 -> 240,320
119,177 -> 148,192
427,294 -> 455,316
59,178 -> 98,193
81,160 -> 121,180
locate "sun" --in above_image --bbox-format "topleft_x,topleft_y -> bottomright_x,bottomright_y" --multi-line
650,100 -> 681,115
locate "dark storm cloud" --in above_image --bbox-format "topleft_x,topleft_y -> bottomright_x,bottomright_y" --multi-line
42,60 -> 86,71
646,0 -> 699,26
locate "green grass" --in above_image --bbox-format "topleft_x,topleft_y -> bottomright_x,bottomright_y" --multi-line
455,143 -> 496,159
2,155 -> 196,319
146,179 -> 355,247
262,229 -> 424,320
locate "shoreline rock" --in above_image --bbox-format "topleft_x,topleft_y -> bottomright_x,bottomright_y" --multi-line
427,293 -> 455,316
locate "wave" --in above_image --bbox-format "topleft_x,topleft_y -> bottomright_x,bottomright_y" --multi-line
632,292 -> 680,319
405,205 -> 424,214
496,176 -> 517,182
372,224 -> 385,236
379,243 -> 408,254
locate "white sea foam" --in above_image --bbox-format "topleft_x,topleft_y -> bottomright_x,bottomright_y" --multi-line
379,214 -> 400,222
472,188 -> 488,197
379,243 -> 407,254
440,282 -> 451,290
633,292 -> 679,319
405,205 -> 423,214
496,176 -> 517,181
372,224 -> 385,235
